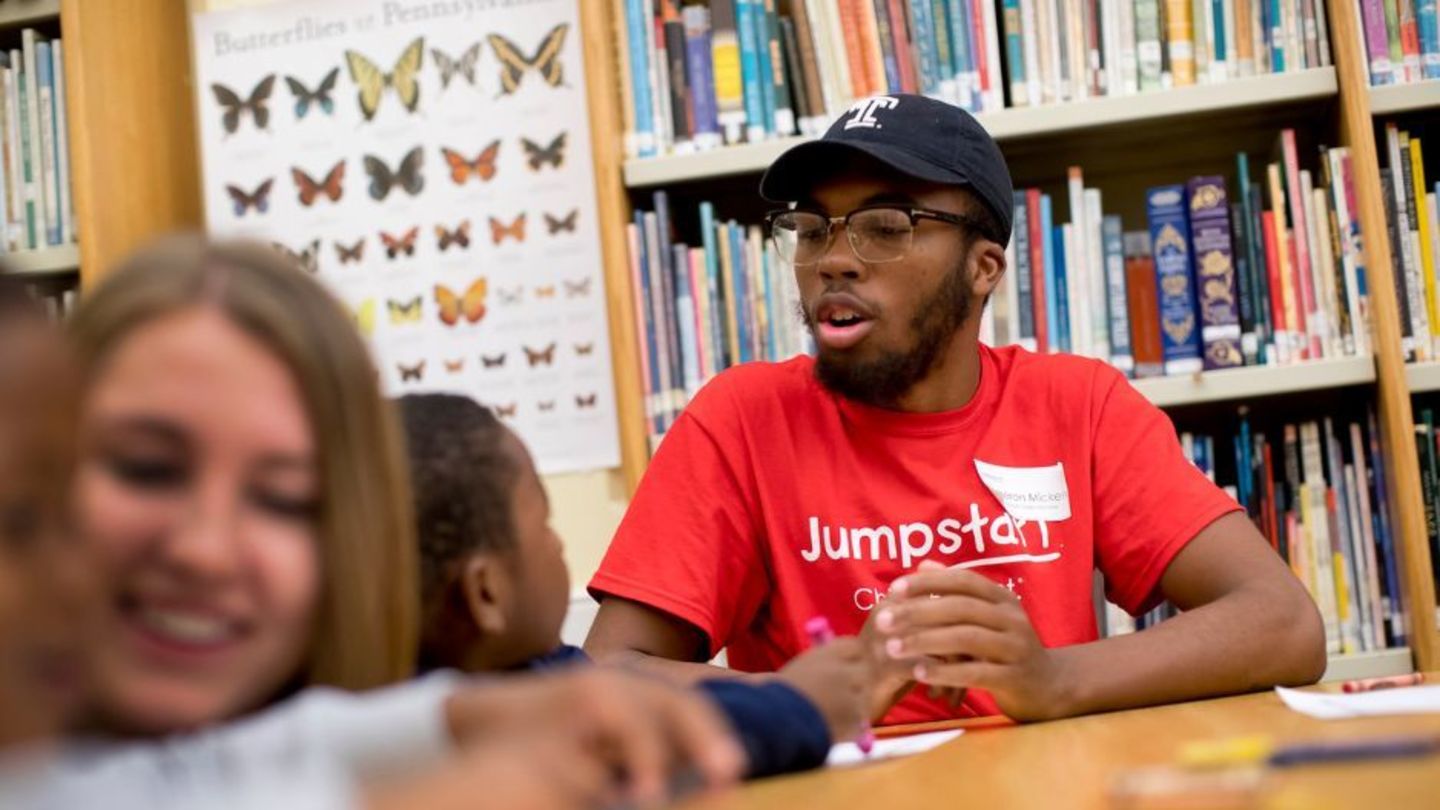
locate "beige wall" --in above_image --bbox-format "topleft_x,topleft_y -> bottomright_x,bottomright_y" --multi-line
543,469 -> 629,592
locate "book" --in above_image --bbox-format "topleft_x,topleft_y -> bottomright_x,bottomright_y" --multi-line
1148,184 -> 1205,374
1103,214 -> 1134,373
1187,176 -> 1244,368
1125,231 -> 1165,377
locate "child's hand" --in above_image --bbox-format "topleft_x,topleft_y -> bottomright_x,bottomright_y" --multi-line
776,637 -> 871,741
444,669 -> 744,806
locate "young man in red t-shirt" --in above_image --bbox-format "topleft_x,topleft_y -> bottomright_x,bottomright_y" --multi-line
586,94 -> 1325,725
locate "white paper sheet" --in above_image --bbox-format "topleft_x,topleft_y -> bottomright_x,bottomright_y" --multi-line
1275,685 -> 1440,719
826,729 -> 964,767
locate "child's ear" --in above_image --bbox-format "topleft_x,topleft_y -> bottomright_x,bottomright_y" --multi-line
460,553 -> 511,639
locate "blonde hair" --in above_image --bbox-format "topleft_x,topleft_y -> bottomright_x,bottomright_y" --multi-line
68,233 -> 417,693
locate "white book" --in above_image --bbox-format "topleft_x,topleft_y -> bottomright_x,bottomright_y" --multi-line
1105,601 -> 1136,636
21,30 -> 48,248
1100,0 -> 1119,95
1066,169 -> 1090,355
982,0 -> 1005,111
51,40 -> 70,244
818,0 -> 853,112
988,235 -> 1014,345
3,64 -> 20,251
1047,0 -> 1067,101
1020,0 -> 1042,105
1325,420 -> 1363,654
1400,134 -> 1433,358
1084,188 -> 1109,359
1341,463 -> 1374,651
1252,0 -> 1268,73
1193,0 -> 1211,82
1300,424 -> 1341,654
1034,0 -> 1056,103
1328,148 -> 1370,357
1310,187 -> 1347,357
1222,0 -> 1238,78
1299,175 -> 1334,357
1349,422 -> 1388,648
36,43 -> 56,247
802,0 -> 839,118
1118,0 -> 1139,93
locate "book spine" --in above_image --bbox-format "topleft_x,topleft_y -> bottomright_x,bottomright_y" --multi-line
1192,0 -> 1211,81
1147,184 -> 1204,374
1393,127 -> 1430,358
870,0 -> 902,93
1085,187 -> 1109,358
1245,175 -> 1275,364
1420,0 -> 1440,78
627,219 -> 659,435
651,192 -> 683,419
1231,199 -> 1259,363
663,19 -> 693,149
1187,176 -> 1244,368
1021,0 -> 1043,102
764,0 -> 796,134
852,0 -> 883,97
1018,191 -> 1038,349
777,17 -> 810,130
946,0 -> 976,108
1222,0 -> 1238,76
1412,138 -> 1437,356
735,0 -> 766,141
1349,421 -> 1388,647
789,1 -> 829,129
1339,150 -> 1372,356
1137,0 -> 1165,89
822,0 -> 858,104
1316,181 -> 1353,356
1299,170 -> 1336,357
35,41 -> 56,246
1367,410 -> 1407,646
1067,167 -> 1091,356
683,7 -> 721,148
929,0 -> 958,103
21,32 -> 48,250
1103,215 -> 1134,373
1119,0 -> 1139,92
1041,193 -> 1060,352
15,54 -> 33,251
650,4 -> 675,152
1325,418 -> 1362,652
1003,0 -> 1028,104
1235,0 -> 1255,74
836,0 -> 870,97
1384,0 -> 1405,70
887,0 -> 920,93
1401,0 -> 1423,79
751,0 -> 777,133
1125,231 -> 1166,377
711,0 -> 747,144
1381,173 -> 1416,359
641,212 -> 673,430
1014,197 -> 1033,345
698,202 -> 723,370
1165,0 -> 1197,83
672,242 -> 701,395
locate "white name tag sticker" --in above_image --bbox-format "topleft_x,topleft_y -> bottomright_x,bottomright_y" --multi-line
973,459 -> 1072,522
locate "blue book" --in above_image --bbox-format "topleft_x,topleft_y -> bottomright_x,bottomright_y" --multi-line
1102,215 -> 1133,375
872,0 -> 902,92
1367,411 -> 1406,646
909,0 -> 943,95
1036,194 -> 1059,351
699,202 -> 726,369
947,0 -> 978,109
634,211 -> 661,435
761,237 -> 781,358
729,221 -> 753,363
1001,0 -> 1025,106
1420,0 -> 1440,79
683,6 -> 721,147
1016,202 -> 1035,348
751,0 -> 776,135
735,0 -> 766,142
651,191 -> 684,410
1186,176 -> 1243,369
1268,0 -> 1285,72
672,242 -> 701,395
625,0 -> 656,156
1012,199 -> 1031,345
1211,0 -> 1227,67
1195,434 -> 1211,477
1146,185 -> 1204,374
1053,225 -> 1071,353
1238,416 -> 1253,508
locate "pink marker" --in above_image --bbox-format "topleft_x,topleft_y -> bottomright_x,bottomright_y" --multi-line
805,616 -> 875,756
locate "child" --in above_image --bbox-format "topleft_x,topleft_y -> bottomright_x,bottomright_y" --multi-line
400,392 -> 874,778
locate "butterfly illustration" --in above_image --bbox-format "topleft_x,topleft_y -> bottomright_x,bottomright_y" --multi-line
533,284 -> 556,299
434,277 -> 487,326
291,161 -> 346,206
495,402 -> 518,418
272,239 -> 321,274
225,178 -> 274,216
285,67 -> 340,119
380,227 -> 420,259
487,25 -> 569,96
363,147 -> 424,201
537,399 -> 557,413
349,298 -> 376,337
521,132 -> 567,171
345,37 -> 425,121
440,142 -> 500,184
544,209 -> 578,234
444,358 -> 466,374
435,220 -> 472,251
563,278 -> 591,298
573,342 -> 594,357
211,75 -> 276,133
489,213 -> 527,245
398,360 -> 426,382
524,342 -> 557,367
481,353 -> 507,368
334,238 -> 365,264
431,42 -> 483,89
387,296 -> 423,325
496,285 -> 523,305
575,393 -> 597,409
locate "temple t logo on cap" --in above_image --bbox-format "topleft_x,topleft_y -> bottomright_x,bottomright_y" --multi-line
843,96 -> 899,131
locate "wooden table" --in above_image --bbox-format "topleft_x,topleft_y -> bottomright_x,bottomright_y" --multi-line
688,675 -> 1440,809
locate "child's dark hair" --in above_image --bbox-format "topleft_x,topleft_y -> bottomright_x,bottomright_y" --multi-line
397,393 -> 519,669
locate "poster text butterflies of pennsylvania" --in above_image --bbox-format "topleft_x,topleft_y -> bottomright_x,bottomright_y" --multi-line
211,0 -> 559,58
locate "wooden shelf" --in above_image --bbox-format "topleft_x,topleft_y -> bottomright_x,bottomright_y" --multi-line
0,0 -> 58,28
1319,647 -> 1415,683
1406,361 -> 1440,394
1131,356 -> 1375,408
623,69 -> 1339,188
1370,81 -> 1440,116
3,244 -> 79,275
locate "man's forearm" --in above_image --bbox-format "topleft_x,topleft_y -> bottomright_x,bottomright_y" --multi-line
1045,579 -> 1326,719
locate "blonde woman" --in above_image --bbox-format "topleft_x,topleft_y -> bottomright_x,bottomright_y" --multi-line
37,236 -> 740,807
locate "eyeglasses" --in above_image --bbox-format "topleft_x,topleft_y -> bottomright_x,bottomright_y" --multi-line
765,205 -> 984,266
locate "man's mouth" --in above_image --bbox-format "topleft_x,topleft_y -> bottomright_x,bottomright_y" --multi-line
814,294 -> 876,351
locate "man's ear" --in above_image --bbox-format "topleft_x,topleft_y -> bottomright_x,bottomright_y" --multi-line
460,553 -> 511,639
967,238 -> 1007,299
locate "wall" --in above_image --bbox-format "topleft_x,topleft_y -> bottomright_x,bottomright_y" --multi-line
545,468 -> 628,590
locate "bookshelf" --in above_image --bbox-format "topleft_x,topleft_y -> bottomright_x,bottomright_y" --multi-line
1132,357 -> 1375,409
1407,362 -> 1440,395
0,0 -> 58,30
1322,647 -> 1416,681
625,69 -> 1340,188
1369,81 -> 1440,116
4,242 -> 76,275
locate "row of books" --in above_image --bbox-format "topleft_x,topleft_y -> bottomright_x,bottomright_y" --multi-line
985,133 -> 1371,376
1414,407 -> 1440,605
1102,411 -> 1407,654
626,191 -> 811,439
0,29 -> 74,254
614,0 -> 1333,158
1380,123 -> 1440,362
1355,0 -> 1440,85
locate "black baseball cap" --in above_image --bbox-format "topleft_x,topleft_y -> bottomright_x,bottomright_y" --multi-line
759,94 -> 1014,247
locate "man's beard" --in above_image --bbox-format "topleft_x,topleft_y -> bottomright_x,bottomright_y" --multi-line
808,266 -> 972,409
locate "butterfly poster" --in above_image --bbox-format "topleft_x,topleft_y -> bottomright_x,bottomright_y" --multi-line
191,0 -> 619,475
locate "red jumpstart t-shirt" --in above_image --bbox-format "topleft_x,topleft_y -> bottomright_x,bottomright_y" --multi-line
589,345 -> 1240,724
